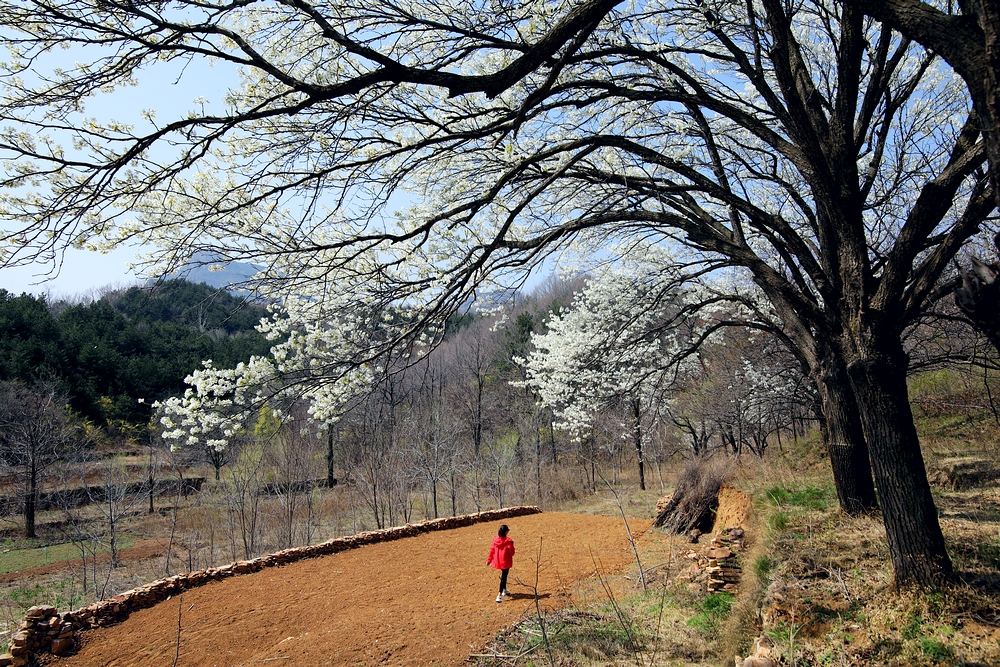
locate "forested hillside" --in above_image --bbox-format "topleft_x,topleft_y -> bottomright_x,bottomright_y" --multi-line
0,280 -> 272,426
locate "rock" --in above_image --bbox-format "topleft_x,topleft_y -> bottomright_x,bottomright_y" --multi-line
50,637 -> 74,655
25,605 -> 57,619
706,546 -> 732,559
10,632 -> 29,647
0,653 -> 12,666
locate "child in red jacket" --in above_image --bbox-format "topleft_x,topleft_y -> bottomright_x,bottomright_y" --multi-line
486,524 -> 515,602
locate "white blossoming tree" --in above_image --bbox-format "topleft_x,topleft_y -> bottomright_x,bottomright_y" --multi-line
156,293 -> 378,453
523,251 -> 813,474
522,260 -> 682,491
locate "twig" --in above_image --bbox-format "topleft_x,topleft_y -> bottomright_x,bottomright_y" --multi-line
590,548 -> 643,667
171,595 -> 183,667
600,475 -> 647,592
829,566 -> 851,602
530,538 -> 555,667
647,579 -> 670,666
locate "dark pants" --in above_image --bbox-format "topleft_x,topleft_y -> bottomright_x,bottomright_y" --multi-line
499,568 -> 509,593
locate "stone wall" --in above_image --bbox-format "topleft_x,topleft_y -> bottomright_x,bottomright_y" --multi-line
1,506 -> 541,666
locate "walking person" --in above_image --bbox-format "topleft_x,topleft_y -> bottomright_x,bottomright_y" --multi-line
486,524 -> 515,602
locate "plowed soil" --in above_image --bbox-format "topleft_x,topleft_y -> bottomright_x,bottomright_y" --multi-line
47,512 -> 648,667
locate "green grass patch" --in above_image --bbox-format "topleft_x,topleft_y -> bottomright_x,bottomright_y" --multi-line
901,614 -> 923,640
3,577 -> 85,615
765,485 -> 831,510
687,592 -> 734,632
767,511 -> 789,532
0,536 -> 136,575
753,554 -> 773,581
918,636 -> 953,661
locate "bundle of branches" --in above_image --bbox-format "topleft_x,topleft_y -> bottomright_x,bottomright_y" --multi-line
654,457 -> 732,534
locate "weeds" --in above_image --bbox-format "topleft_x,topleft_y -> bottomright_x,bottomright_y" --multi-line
753,554 -> 773,582
590,549 -> 644,665
767,511 -> 789,532
765,485 -> 831,510
687,592 -> 734,632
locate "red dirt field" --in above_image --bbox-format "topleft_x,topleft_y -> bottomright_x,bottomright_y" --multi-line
44,512 -> 649,667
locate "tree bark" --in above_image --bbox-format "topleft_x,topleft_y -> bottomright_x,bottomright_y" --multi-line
632,398 -> 646,491
815,362 -> 879,515
846,340 -> 953,587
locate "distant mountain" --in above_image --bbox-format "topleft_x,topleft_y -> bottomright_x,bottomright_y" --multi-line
168,254 -> 259,289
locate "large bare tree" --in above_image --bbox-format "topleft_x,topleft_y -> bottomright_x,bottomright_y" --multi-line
1,0 -> 996,586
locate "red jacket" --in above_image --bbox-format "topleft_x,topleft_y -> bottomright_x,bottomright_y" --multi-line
487,535 -> 515,569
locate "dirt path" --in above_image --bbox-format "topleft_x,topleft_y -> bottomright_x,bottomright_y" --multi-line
46,512 -> 646,667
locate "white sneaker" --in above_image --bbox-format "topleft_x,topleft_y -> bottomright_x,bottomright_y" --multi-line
502,589 -> 512,597
495,594 -> 503,603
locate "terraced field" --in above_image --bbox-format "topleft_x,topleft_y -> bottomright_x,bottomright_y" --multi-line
45,512 -> 646,666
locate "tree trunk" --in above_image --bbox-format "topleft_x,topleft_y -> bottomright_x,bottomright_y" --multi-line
984,0 -> 1000,210
632,398 -> 646,491
450,471 -> 457,517
847,342 -> 953,587
816,363 -> 879,515
25,457 -> 36,539
327,426 -> 336,488
549,412 -> 557,465
535,420 -> 543,505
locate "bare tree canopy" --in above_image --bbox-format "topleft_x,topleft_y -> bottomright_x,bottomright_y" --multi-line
844,0 -> 1000,209
0,380 -> 81,537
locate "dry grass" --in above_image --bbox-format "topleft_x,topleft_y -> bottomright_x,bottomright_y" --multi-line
476,409 -> 1000,667
653,456 -> 734,534
741,429 -> 1000,667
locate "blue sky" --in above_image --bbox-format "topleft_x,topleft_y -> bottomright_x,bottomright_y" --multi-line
0,245 -> 145,298
1,44 -> 235,299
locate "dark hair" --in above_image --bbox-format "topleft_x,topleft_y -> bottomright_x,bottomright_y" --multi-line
498,524 -> 509,537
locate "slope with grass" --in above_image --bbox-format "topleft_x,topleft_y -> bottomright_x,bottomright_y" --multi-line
477,412 -> 1000,667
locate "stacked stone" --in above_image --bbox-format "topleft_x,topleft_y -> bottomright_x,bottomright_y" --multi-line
676,526 -> 745,594
2,605 -> 77,666
5,505 -> 541,665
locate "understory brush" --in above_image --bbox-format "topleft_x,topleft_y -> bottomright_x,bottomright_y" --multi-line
477,411 -> 1000,667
